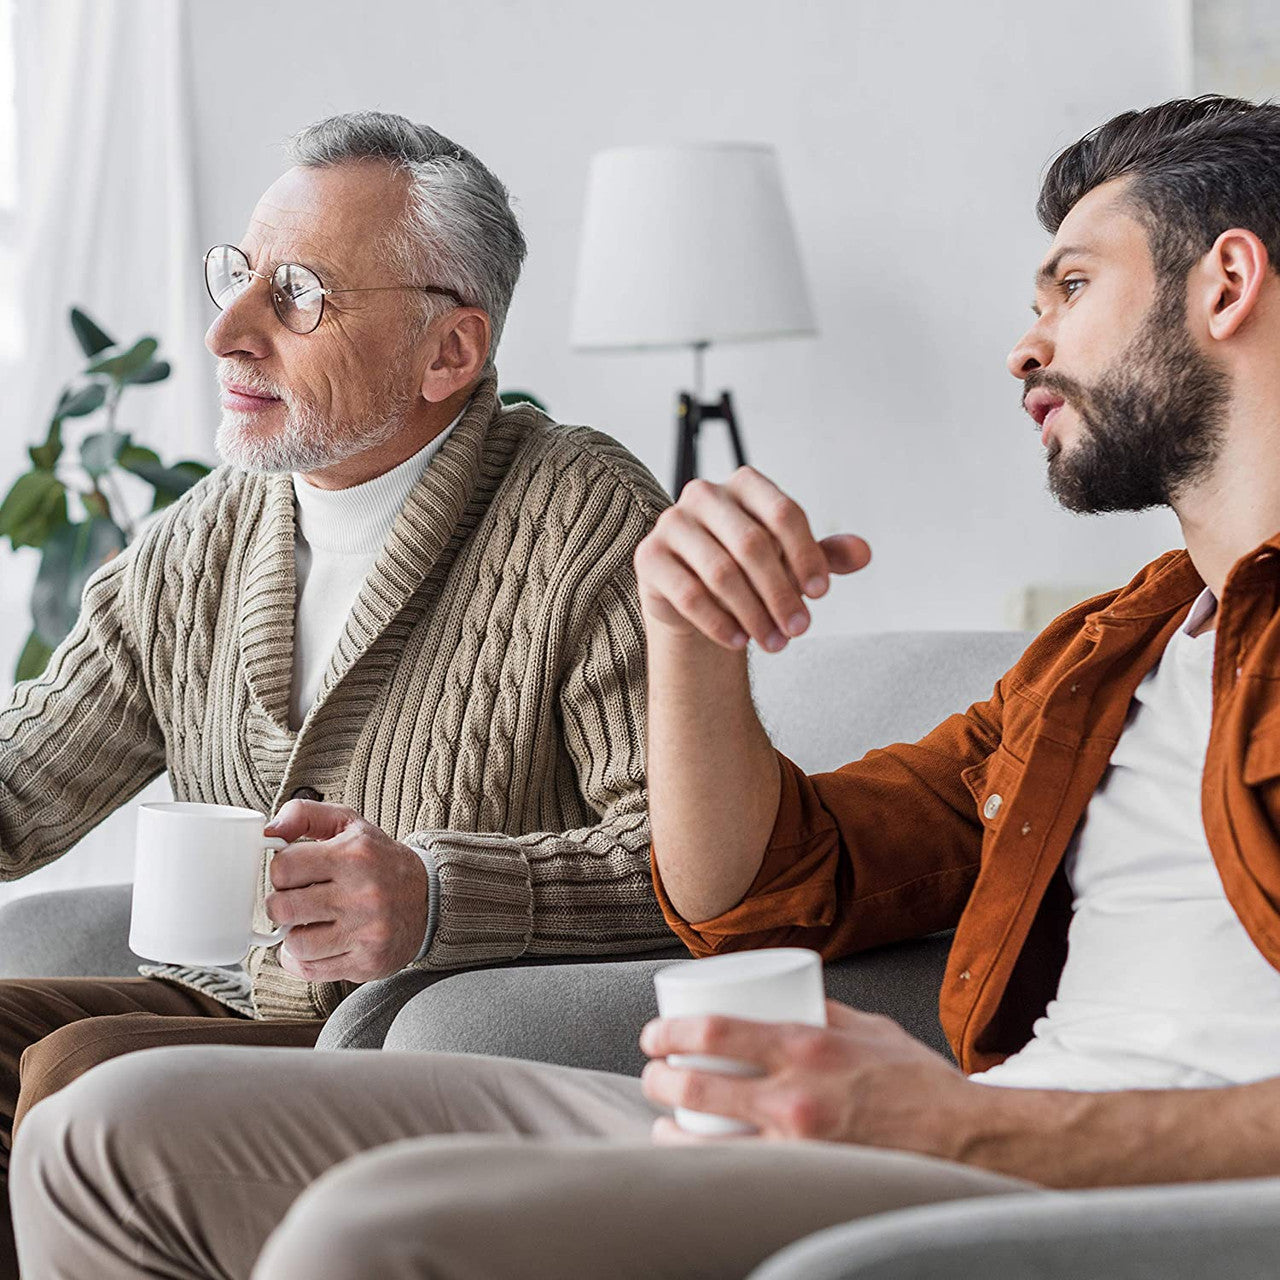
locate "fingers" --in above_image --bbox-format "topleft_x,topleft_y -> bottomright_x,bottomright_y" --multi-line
265,882 -> 337,928
279,920 -> 346,962
657,508 -> 783,650
822,1000 -> 865,1031
278,939 -> 354,983
649,1115 -> 755,1146
635,530 -> 750,650
819,534 -> 872,576
634,466 -> 870,653
641,1057 -> 760,1123
639,1014 -> 787,1068
265,800 -> 359,843
680,482 -> 813,647
268,843 -> 336,891
724,468 -> 833,600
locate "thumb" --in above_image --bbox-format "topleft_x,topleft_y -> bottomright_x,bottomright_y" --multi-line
264,799 -> 353,842
820,534 -> 872,576
824,999 -> 864,1030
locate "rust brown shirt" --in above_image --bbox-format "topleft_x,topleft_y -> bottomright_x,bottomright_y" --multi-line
652,544 -> 1280,1073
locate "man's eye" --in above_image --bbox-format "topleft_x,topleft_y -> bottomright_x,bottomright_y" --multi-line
1060,277 -> 1086,299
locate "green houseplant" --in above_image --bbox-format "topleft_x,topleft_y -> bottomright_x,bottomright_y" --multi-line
1,308 -> 212,681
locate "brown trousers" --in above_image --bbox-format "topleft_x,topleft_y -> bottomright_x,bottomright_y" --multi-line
0,976 -> 323,1279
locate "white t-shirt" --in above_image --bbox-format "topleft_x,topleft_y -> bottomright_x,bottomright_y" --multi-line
971,588 -> 1280,1092
289,420 -> 457,730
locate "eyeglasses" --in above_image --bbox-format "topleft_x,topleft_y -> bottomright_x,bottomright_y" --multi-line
203,244 -> 468,335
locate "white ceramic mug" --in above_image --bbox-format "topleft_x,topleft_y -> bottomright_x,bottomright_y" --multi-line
129,802 -> 289,966
653,947 -> 827,1135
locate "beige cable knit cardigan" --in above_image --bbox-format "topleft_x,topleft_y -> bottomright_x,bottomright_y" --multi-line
0,378 -> 673,1020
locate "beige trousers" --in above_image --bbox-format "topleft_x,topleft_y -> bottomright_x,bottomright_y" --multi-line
12,1045 -> 1035,1280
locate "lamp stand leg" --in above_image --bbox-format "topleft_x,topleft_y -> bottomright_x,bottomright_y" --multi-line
675,393 -> 701,496
720,392 -> 747,469
672,390 -> 746,497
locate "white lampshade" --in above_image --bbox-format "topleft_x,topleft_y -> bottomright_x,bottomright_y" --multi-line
569,144 -> 817,351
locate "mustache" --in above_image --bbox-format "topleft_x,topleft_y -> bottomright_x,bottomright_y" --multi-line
218,361 -> 287,401
1021,369 -> 1083,408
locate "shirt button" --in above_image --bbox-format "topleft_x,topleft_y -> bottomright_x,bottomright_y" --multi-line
1020,822 -> 1032,836
983,794 -> 1003,820
959,969 -> 972,981
291,786 -> 323,802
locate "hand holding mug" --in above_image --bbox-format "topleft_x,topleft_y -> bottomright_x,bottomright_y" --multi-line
642,950 -> 972,1150
263,800 -> 430,984
633,466 -> 871,652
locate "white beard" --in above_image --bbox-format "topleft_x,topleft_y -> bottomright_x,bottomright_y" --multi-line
214,355 -> 416,474
216,398 -> 406,474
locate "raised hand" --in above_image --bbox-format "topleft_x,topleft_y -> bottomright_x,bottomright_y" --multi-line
634,466 -> 871,652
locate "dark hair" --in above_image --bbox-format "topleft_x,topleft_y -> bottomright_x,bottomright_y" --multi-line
1037,95 -> 1280,288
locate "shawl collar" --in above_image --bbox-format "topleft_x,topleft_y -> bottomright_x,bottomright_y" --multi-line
237,376 -> 500,731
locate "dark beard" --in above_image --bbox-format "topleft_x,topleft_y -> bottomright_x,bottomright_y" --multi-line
1029,289 -> 1230,514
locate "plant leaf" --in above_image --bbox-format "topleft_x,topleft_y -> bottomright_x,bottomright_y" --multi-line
69,308 -> 116,358
0,471 -> 69,549
125,359 -> 171,385
82,490 -> 111,520
57,383 -> 107,419
31,518 -> 126,647
499,389 -> 548,412
86,337 -> 158,382
28,419 -> 64,471
117,443 -> 161,472
80,431 -> 129,479
14,631 -> 55,683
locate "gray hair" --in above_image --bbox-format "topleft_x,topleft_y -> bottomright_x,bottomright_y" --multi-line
285,111 -> 526,365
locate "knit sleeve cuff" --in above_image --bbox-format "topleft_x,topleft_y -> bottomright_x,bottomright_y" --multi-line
405,839 -> 442,964
402,829 -> 534,970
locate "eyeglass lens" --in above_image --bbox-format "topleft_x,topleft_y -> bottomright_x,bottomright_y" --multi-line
204,245 -> 326,334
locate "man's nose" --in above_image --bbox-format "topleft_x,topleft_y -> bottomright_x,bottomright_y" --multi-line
205,284 -> 274,361
1006,323 -> 1053,380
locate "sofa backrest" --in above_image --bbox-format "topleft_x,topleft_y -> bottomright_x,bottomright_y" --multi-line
750,630 -> 1034,774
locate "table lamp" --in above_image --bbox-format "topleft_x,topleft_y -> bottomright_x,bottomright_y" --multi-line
569,143 -> 817,495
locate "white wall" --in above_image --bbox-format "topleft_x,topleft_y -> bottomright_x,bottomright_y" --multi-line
184,0 -> 1190,637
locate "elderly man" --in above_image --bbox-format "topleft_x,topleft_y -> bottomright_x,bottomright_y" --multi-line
0,112 -> 670,1275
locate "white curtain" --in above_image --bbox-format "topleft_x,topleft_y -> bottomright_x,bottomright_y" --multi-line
0,0 -> 214,901
12,0 -> 213,458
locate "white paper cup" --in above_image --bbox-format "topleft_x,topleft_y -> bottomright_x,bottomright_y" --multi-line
653,947 -> 826,1135
129,802 -> 290,966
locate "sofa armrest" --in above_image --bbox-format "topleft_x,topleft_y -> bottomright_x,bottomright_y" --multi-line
319,946 -> 690,1052
747,1178 -> 1280,1280
374,934 -> 953,1075
0,885 -> 137,978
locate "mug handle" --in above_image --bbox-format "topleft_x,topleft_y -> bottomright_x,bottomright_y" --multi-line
250,836 -> 290,948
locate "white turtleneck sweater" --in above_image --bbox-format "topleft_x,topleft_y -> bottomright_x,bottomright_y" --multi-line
290,419 -> 458,730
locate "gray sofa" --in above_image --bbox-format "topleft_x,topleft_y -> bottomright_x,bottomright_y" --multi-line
1,630 -> 1278,1279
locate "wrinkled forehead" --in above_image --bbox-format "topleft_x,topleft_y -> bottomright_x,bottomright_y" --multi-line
241,161 -> 410,282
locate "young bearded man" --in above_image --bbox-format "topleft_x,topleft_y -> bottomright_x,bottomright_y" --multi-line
14,96 -> 1280,1280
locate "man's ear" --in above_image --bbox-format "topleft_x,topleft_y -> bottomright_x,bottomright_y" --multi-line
419,308 -> 492,403
1202,228 -> 1269,342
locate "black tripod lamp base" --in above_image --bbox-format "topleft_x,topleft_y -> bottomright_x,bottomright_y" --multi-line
674,390 -> 748,496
